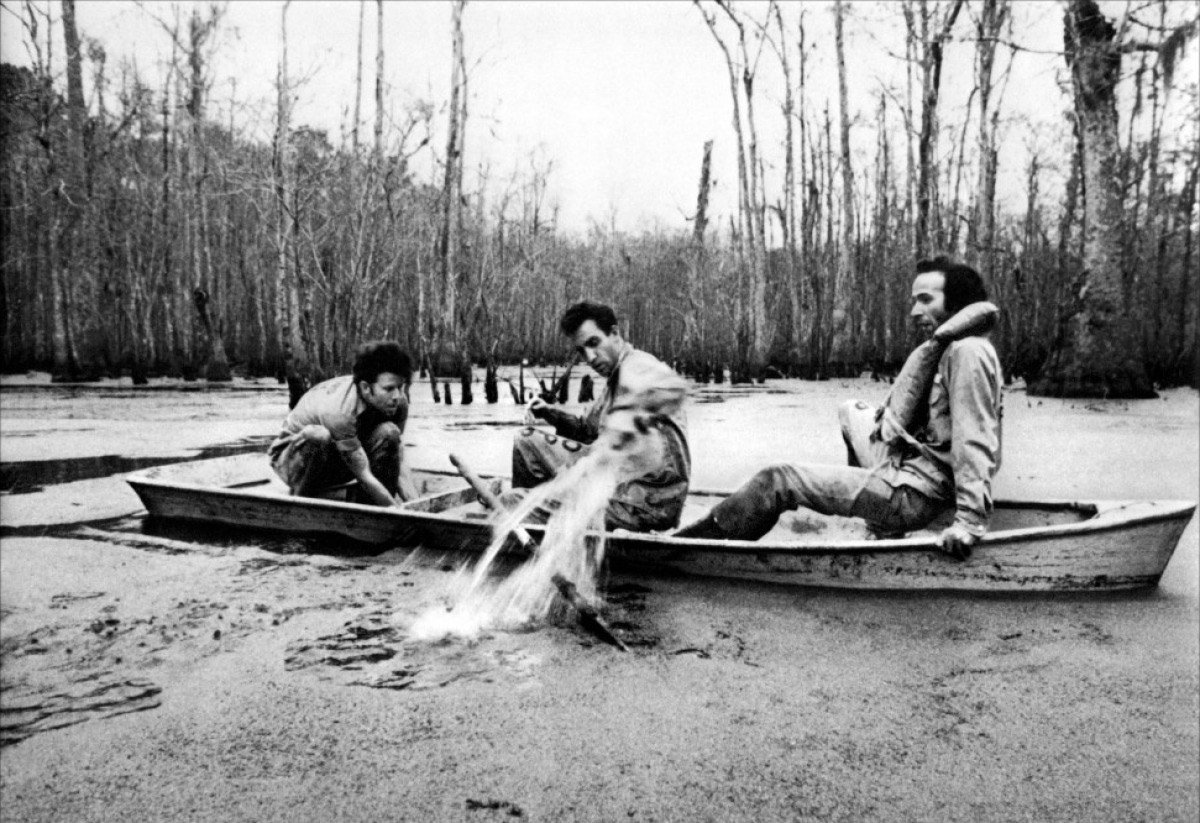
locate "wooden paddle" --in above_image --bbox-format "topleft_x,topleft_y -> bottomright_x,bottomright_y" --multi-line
447,453 -> 628,652
448,453 -> 539,553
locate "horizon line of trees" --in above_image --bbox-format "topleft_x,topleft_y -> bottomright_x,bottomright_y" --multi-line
1,0 -> 1197,405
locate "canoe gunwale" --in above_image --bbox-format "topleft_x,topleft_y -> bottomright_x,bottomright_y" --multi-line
125,468 -> 1196,557
122,457 -> 1195,591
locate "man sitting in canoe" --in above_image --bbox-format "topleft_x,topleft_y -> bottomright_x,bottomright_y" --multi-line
268,341 -> 418,507
508,301 -> 691,531
677,257 -> 1002,560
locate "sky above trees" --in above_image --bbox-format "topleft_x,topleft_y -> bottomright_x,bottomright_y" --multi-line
0,0 -> 1194,235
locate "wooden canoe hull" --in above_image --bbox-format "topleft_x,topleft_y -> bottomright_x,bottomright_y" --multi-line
125,455 -> 1195,592
604,506 -> 1192,591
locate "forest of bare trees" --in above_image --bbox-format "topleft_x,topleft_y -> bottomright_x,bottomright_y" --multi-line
1,0 -> 1197,402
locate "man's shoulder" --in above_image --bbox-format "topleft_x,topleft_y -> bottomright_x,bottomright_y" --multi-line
944,335 -> 998,362
293,374 -> 356,415
310,374 -> 354,393
942,336 -> 1001,387
623,346 -> 680,375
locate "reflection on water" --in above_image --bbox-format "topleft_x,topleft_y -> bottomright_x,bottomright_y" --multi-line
0,436 -> 273,494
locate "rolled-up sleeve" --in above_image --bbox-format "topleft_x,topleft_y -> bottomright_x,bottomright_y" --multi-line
542,404 -> 599,443
945,339 -> 1002,536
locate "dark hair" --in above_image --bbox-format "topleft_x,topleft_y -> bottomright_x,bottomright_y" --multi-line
560,301 -> 618,336
352,340 -> 413,385
916,256 -> 988,316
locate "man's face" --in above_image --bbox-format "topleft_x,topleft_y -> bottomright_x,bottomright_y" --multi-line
571,319 -> 624,378
359,371 -> 407,416
910,271 -> 948,340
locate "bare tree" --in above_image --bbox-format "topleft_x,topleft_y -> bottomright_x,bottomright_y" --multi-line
374,0 -> 384,159
434,0 -> 470,397
352,0 -> 365,154
54,0 -> 87,379
696,0 -> 771,380
682,139 -> 713,379
830,0 -> 856,373
914,0 -> 964,257
273,0 -> 308,405
966,0 -> 1010,286
1030,0 -> 1160,398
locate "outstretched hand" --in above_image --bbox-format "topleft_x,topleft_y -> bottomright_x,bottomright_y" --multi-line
937,523 -> 977,561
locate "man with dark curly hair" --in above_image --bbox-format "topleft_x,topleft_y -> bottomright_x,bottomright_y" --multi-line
268,341 -> 418,507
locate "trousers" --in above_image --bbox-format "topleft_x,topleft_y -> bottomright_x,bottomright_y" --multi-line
702,401 -> 945,540
269,422 -> 402,501
509,426 -> 688,532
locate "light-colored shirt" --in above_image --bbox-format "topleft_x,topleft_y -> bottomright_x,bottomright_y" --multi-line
540,344 -> 690,481
279,374 -> 408,455
884,336 -> 1002,535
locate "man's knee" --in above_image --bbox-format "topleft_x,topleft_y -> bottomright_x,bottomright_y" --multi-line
298,425 -> 332,446
838,399 -> 872,434
747,463 -> 795,494
372,422 -> 402,445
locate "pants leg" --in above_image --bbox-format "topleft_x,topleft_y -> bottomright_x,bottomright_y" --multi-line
511,427 -> 589,488
699,462 -> 943,541
269,425 -> 351,496
507,427 -> 688,532
605,481 -> 688,532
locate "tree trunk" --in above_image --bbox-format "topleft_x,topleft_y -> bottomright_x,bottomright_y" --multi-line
374,0 -> 384,159
683,139 -> 713,376
830,0 -> 855,373
915,0 -> 964,258
352,0 -> 365,154
968,0 -> 1007,287
436,0 -> 470,392
1030,0 -> 1155,398
54,0 -> 88,380
185,9 -> 231,381
274,1 -> 308,406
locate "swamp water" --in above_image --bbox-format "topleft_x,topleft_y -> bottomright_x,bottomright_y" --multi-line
408,426 -> 639,642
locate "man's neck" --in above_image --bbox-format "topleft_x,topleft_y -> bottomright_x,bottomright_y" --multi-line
609,342 -> 633,381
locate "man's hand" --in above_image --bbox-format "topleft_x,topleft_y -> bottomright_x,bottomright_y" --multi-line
937,523 -> 978,561
523,396 -> 549,425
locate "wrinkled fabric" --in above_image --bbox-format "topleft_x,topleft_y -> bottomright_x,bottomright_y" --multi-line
272,374 -> 409,455
702,462 -> 944,541
270,420 -> 402,500
859,336 -> 1002,536
268,374 -> 410,498
876,301 -> 998,446
700,332 -> 1001,540
504,428 -> 688,532
511,345 -> 691,531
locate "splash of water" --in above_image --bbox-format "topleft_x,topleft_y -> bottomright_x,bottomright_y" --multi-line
409,427 -> 640,642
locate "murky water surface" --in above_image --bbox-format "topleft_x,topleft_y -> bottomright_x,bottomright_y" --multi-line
0,436 -> 273,494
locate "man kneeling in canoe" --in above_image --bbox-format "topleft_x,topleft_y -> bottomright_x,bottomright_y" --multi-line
677,257 -> 1002,560
268,341 -> 418,508
508,301 -> 691,532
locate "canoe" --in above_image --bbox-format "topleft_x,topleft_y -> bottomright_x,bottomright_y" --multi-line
125,453 -> 1195,592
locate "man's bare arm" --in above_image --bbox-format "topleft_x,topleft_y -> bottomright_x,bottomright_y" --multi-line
343,446 -> 401,508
